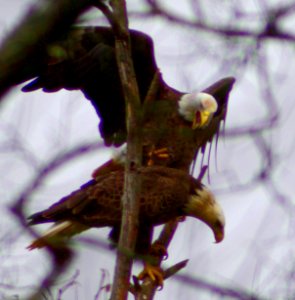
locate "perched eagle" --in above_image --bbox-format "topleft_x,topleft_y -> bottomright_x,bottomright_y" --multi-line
27,166 -> 225,252
91,75 -> 235,176
13,26 -> 235,152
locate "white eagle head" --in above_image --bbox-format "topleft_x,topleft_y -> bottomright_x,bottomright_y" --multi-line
178,92 -> 218,129
185,186 -> 225,243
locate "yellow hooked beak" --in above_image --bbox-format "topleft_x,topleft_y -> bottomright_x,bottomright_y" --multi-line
192,110 -> 212,129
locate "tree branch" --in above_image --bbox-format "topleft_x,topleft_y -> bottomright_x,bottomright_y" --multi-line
9,141 -> 101,299
108,1 -> 143,300
133,165 -> 209,299
133,220 -> 180,300
0,0 -> 94,101
143,0 -> 295,43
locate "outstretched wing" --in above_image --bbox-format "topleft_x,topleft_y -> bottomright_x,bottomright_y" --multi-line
13,25 -> 235,171
15,27 -> 157,146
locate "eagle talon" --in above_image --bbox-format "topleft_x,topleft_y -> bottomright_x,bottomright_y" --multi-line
138,263 -> 164,287
147,147 -> 171,166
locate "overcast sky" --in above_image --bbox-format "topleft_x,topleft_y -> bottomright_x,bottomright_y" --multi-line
1,1 -> 295,299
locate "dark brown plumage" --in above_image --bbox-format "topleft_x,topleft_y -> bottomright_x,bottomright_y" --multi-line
28,166 -> 225,252
12,26 -> 234,150
14,27 -> 157,146
92,76 -> 235,177
141,76 -> 235,170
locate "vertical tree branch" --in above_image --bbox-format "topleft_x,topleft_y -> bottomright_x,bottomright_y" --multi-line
109,1 -> 143,300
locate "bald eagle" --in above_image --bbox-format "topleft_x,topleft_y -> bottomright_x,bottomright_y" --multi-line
27,166 -> 225,252
13,27 -> 235,150
91,76 -> 235,176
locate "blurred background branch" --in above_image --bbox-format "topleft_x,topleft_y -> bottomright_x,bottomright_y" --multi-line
0,0 -> 95,99
1,0 -> 295,299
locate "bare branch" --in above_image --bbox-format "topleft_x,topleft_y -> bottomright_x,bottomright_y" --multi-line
0,0 -> 96,101
57,270 -> 80,300
143,0 -> 295,43
108,1 -> 143,299
173,273 -> 265,300
163,259 -> 189,280
9,141 -> 102,298
133,220 -> 179,300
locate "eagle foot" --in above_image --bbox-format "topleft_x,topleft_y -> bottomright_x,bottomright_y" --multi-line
147,147 -> 171,166
137,263 -> 164,288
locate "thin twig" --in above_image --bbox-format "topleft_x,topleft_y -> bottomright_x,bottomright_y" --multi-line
173,273 -> 265,300
10,141 -> 102,299
143,0 -> 295,42
57,270 -> 80,300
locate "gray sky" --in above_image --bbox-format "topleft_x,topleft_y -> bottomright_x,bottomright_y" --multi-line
1,0 -> 295,299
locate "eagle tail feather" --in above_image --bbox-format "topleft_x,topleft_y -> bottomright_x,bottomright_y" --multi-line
27,221 -> 89,250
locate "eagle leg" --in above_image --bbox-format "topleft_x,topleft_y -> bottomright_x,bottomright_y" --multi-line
149,241 -> 168,260
137,263 -> 164,287
147,147 -> 171,166
137,241 -> 168,287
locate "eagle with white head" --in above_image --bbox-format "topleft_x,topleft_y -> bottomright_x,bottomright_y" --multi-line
179,92 -> 218,129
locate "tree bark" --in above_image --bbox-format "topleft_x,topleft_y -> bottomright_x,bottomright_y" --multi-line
109,1 -> 143,300
0,0 -> 93,100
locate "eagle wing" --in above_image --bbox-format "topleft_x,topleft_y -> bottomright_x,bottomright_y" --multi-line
28,174 -> 124,228
13,25 -> 235,171
28,166 -> 192,251
15,27 -> 157,146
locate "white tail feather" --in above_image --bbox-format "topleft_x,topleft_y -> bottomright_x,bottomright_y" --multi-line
27,221 -> 89,250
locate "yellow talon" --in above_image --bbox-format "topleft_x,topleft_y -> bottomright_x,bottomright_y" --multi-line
138,263 -> 164,287
153,148 -> 169,155
147,147 -> 170,166
157,153 -> 170,158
